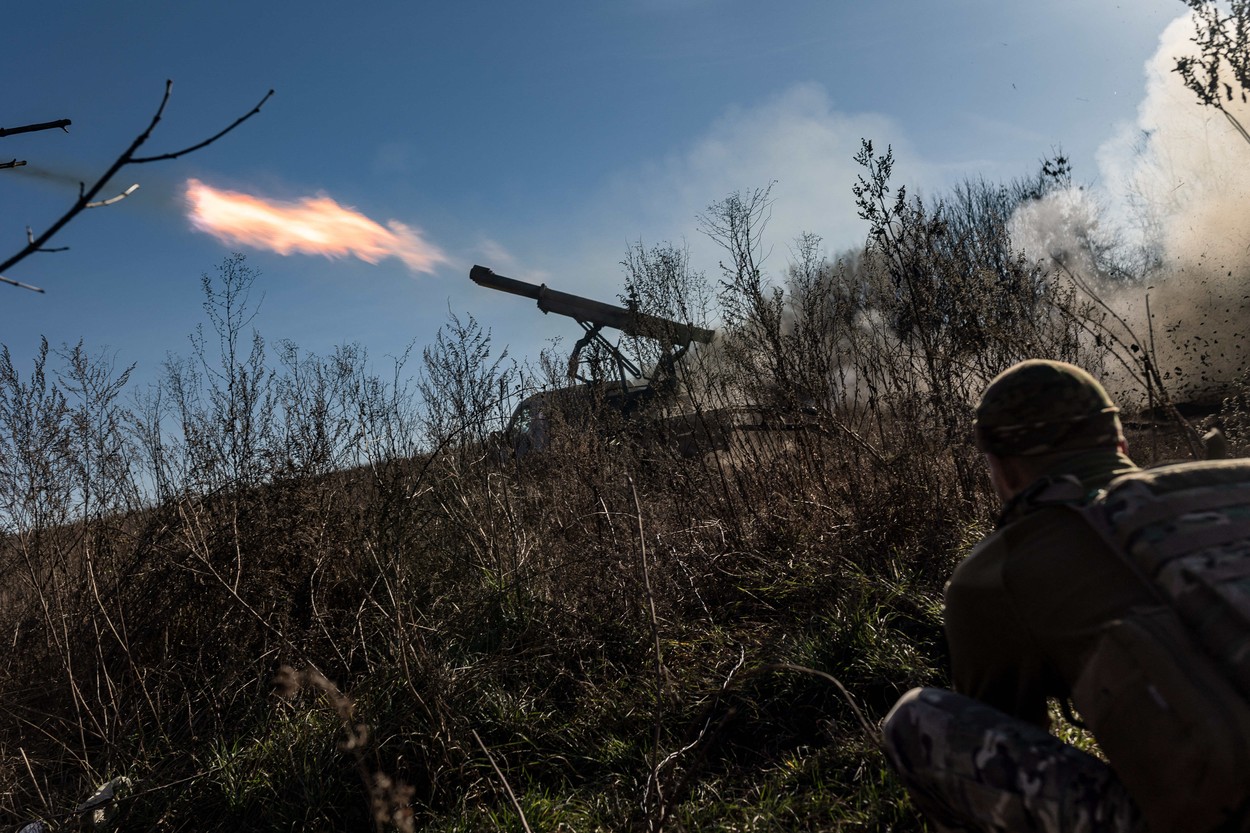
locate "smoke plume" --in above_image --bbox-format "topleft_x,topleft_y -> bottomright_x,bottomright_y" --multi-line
1013,12 -> 1250,405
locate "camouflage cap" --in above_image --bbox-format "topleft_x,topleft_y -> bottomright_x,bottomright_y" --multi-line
974,359 -> 1123,456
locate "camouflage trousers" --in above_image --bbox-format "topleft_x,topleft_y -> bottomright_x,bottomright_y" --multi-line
882,688 -> 1145,833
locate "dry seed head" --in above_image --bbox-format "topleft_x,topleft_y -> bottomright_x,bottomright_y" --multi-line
273,664 -> 302,699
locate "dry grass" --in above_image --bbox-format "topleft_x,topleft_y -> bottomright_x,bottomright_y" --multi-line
0,152 -> 1223,831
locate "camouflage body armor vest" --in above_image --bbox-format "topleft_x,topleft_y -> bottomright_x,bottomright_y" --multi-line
1038,459 -> 1250,833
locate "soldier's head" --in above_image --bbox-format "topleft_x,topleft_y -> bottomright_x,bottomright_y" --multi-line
974,359 -> 1127,501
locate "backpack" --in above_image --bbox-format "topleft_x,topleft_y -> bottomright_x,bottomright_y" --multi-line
1062,459 -> 1250,833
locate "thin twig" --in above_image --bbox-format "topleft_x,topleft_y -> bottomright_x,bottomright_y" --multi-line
84,545 -> 161,728
131,88 -> 273,163
472,729 -> 534,833
0,82 -> 173,278
175,497 -> 302,657
1146,290 -> 1159,460
26,226 -> 68,253
1052,259 -> 1203,457
0,119 -> 71,138
0,273 -> 45,292
0,81 -> 271,288
85,183 -> 140,209
1220,105 -> 1250,146
653,646 -> 746,778
20,747 -> 50,814
646,645 -> 747,830
767,662 -> 879,745
632,477 -> 675,832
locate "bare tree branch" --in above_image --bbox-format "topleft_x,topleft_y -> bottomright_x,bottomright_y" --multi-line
0,274 -> 45,293
27,226 -> 68,253
1175,0 -> 1250,146
0,118 -> 71,138
471,729 -> 534,833
1221,105 -> 1250,144
132,88 -> 274,163
85,183 -> 140,209
1,81 -> 272,293
0,119 -> 70,177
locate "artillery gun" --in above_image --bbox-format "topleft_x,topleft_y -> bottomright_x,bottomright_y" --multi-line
470,265 -> 725,457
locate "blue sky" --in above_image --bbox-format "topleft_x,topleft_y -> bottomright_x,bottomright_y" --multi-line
0,1 -> 1198,389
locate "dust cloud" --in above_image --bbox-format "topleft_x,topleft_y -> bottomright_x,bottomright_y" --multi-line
1012,12 -> 1250,406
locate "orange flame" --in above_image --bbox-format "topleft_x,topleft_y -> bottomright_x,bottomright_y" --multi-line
184,179 -> 447,274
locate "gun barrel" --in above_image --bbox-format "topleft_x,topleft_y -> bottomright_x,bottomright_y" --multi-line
469,265 -> 715,345
469,265 -> 542,300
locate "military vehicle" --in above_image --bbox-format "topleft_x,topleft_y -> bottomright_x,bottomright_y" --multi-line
469,265 -> 730,457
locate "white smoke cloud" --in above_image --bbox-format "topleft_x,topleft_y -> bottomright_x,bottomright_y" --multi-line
471,83 -> 929,365
1101,13 -> 1250,399
1008,12 -> 1250,402
1098,13 -> 1250,276
602,83 -> 930,269
1009,186 -> 1114,280
473,238 -> 551,284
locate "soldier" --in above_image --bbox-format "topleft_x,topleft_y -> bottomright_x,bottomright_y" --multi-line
882,360 -> 1170,832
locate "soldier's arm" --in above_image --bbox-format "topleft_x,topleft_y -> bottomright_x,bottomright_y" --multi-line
944,543 -> 1053,728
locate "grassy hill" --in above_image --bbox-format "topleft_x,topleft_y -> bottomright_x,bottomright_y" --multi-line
2,158 -> 1238,831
